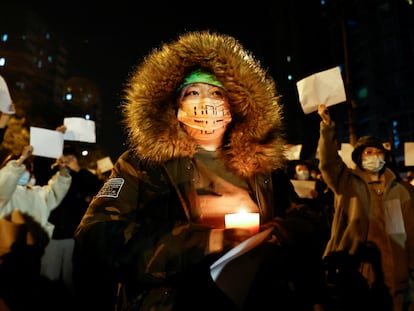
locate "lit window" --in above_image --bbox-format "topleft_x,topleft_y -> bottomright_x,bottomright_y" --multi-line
1,34 -> 8,42
65,93 -> 73,101
0,57 -> 5,66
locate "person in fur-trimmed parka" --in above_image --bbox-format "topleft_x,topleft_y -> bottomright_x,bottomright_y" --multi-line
73,31 -> 324,311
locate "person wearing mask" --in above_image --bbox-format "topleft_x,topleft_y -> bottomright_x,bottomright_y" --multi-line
73,31 -> 326,311
0,144 -> 72,311
317,104 -> 414,311
0,145 -> 72,236
290,160 -> 333,256
40,144 -> 103,298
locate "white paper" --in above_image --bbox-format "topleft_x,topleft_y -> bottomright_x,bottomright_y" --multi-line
284,144 -> 302,160
30,127 -> 64,159
210,228 -> 272,281
290,179 -> 316,199
0,75 -> 14,114
97,156 -> 114,173
63,117 -> 96,143
296,66 -> 347,114
384,199 -> 405,235
404,142 -> 414,166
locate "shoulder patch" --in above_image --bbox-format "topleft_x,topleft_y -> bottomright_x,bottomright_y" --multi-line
96,178 -> 125,198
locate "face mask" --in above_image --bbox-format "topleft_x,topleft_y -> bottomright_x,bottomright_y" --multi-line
18,171 -> 31,186
296,170 -> 310,180
177,98 -> 232,132
362,155 -> 385,173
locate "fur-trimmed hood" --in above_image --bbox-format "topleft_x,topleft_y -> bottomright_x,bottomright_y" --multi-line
122,31 -> 287,178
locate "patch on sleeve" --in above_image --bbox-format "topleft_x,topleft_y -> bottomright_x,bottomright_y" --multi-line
96,178 -> 125,198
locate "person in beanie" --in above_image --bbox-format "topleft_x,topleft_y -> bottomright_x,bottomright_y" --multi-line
73,31 -> 326,311
317,104 -> 414,311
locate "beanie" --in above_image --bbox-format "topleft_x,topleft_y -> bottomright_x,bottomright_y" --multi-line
177,69 -> 224,91
351,136 -> 387,168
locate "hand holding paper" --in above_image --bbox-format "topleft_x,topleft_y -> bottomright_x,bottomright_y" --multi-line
296,66 -> 346,114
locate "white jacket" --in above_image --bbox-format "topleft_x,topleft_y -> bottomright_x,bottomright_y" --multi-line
0,160 -> 72,237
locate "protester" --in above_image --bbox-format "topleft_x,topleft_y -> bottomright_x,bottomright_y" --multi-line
289,160 -> 333,256
73,31 -> 327,311
0,145 -> 72,235
317,104 -> 414,311
0,144 -> 72,310
40,144 -> 102,297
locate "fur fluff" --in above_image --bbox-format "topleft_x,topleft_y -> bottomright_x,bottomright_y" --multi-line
122,30 -> 287,178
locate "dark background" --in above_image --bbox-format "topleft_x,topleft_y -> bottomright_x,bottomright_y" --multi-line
19,0 -> 342,160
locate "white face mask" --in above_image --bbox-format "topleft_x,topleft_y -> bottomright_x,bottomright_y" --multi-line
296,170 -> 310,180
18,171 -> 31,186
362,155 -> 385,173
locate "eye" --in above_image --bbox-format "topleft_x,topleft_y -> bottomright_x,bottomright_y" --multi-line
208,89 -> 226,100
183,90 -> 199,98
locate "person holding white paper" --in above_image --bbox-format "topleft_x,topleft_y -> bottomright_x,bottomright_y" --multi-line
318,104 -> 414,310
0,144 -> 72,310
0,144 -> 71,237
73,31 -> 325,311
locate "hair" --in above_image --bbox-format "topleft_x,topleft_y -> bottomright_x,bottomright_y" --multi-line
62,145 -> 79,158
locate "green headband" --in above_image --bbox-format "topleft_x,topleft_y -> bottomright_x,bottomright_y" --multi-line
178,69 -> 225,91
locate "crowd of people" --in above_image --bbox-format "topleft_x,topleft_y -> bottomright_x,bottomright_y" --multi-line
1,30 -> 414,311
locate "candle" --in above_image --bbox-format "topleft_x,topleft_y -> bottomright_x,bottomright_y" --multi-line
224,212 -> 260,234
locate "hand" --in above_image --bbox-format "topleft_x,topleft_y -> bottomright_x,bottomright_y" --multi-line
16,145 -> 33,166
222,228 -> 252,250
318,104 -> 331,125
51,155 -> 70,176
55,125 -> 67,133
21,145 -> 33,159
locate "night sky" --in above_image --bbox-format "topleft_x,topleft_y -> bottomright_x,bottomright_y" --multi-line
22,0 -> 339,160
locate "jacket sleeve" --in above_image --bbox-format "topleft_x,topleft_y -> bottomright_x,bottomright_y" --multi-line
74,151 -> 212,286
318,120 -> 348,193
40,170 -> 72,214
0,160 -> 25,208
